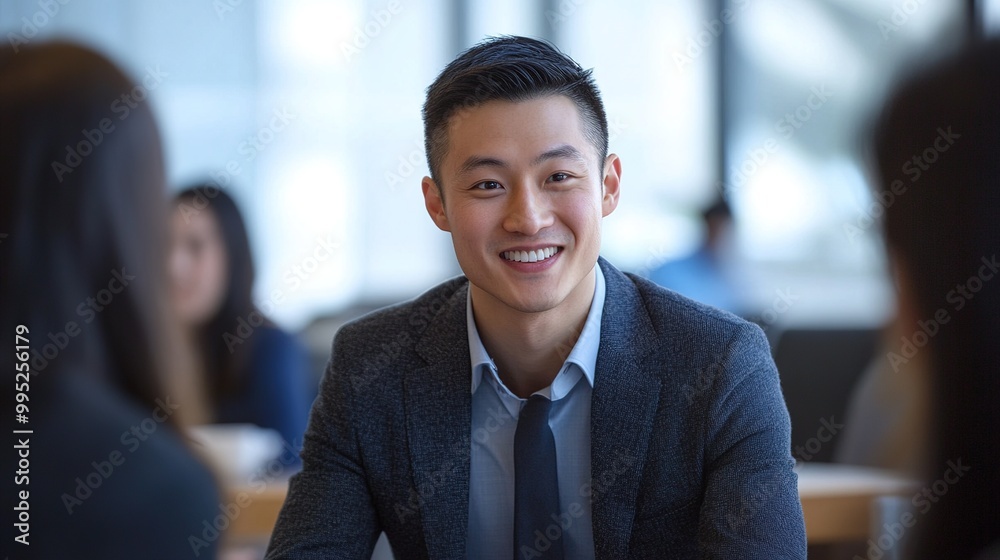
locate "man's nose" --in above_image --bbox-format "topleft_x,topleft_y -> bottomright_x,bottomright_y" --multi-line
502,185 -> 554,236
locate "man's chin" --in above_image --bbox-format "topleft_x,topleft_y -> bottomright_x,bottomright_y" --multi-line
470,279 -> 559,315
495,284 -> 566,315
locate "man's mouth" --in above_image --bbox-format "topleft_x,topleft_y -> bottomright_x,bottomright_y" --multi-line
500,246 -> 561,263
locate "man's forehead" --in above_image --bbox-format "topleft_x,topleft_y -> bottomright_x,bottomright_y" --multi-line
441,95 -> 596,162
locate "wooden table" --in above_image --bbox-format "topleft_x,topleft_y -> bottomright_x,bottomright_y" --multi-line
797,462 -> 918,544
224,463 -> 919,545
223,479 -> 291,543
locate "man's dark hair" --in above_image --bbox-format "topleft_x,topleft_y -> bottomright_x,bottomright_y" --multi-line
422,35 -> 608,191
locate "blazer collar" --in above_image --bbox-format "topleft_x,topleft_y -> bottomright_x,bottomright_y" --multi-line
406,281 -> 473,559
590,256 -> 663,558
404,258 -> 663,559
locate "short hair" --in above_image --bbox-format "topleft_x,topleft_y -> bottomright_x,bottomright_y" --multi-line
422,35 -> 608,189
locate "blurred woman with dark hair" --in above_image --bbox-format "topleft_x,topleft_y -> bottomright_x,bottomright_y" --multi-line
0,43 -> 219,558
872,39 -> 1000,559
169,186 -> 311,465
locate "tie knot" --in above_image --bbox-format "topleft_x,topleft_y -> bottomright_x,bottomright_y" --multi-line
521,394 -> 552,421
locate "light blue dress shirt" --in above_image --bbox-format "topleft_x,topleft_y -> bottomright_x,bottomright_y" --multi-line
466,263 -> 605,560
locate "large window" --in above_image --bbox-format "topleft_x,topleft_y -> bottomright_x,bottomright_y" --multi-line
0,0 -> 972,329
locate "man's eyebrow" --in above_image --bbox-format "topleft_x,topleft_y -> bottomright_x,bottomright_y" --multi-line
456,145 -> 587,175
458,155 -> 509,175
532,144 -> 587,166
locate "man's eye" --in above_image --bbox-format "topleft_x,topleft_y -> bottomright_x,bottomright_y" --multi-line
550,172 -> 570,182
473,181 -> 503,190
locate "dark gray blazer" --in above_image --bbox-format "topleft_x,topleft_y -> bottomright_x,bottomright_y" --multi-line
266,258 -> 806,559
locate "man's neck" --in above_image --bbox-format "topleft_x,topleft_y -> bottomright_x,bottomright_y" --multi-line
470,268 -> 596,398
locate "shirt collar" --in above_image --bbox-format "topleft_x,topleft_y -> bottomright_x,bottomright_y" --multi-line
467,261 -> 606,396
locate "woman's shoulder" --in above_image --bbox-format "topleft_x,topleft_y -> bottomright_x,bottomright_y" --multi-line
247,322 -> 305,360
30,374 -> 221,557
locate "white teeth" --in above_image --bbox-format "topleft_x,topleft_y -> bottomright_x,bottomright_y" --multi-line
502,247 -> 560,263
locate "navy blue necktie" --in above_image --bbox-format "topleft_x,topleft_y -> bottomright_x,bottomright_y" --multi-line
514,395 -> 564,560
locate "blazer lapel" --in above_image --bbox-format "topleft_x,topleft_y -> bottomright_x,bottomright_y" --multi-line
404,282 -> 472,559
591,259 -> 663,558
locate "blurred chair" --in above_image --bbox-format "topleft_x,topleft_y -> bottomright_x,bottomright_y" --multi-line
771,327 -> 882,463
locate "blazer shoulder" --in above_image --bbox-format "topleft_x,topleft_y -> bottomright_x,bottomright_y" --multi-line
626,272 -> 758,338
617,271 -> 773,383
333,275 -> 468,352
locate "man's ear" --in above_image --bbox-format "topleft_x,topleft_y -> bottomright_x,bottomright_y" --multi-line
422,176 -> 451,232
601,153 -> 622,218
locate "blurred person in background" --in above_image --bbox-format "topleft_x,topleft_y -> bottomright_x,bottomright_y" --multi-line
169,186 -> 312,466
1,42 -> 219,559
836,322 -> 931,477
872,38 -> 1000,559
649,196 -> 746,315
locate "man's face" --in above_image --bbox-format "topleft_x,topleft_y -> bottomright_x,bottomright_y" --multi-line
422,94 -> 621,315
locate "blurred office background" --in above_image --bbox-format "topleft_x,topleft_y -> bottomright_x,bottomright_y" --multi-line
3,1 -> 998,558
6,0 -> 994,331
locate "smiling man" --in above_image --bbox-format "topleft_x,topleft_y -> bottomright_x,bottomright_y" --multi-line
266,36 -> 805,560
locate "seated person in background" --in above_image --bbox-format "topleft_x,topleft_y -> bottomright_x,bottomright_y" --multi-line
0,42 -> 220,559
169,186 -> 312,465
266,36 -> 805,559
649,196 -> 746,315
871,38 -> 1000,559
836,322 -> 931,477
